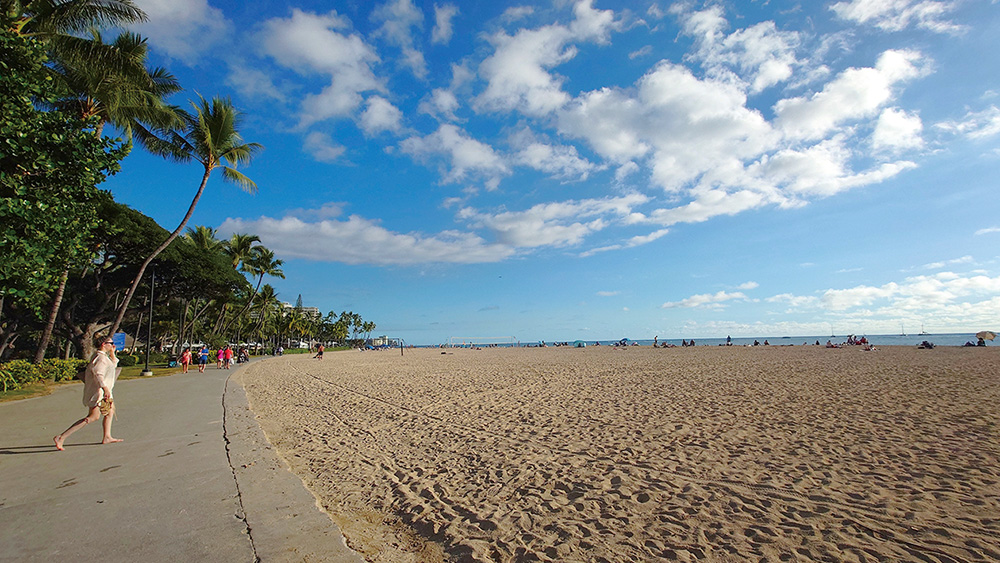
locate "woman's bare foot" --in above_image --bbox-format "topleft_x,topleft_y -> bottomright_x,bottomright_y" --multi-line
54,436 -> 65,451
102,437 -> 123,444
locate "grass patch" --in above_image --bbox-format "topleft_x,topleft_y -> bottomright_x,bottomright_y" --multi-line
0,379 -> 59,403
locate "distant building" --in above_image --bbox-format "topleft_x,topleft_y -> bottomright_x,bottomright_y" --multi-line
282,302 -> 321,318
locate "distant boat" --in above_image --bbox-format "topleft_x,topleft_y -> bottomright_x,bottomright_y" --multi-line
919,323 -> 929,335
900,323 -> 906,336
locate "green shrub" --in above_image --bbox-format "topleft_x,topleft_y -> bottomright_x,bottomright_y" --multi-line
1,365 -> 17,392
38,358 -> 86,382
3,360 -> 41,386
117,354 -> 138,367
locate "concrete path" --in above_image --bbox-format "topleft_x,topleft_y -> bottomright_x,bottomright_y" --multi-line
0,361 -> 364,563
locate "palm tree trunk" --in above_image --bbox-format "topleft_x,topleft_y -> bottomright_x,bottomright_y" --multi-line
33,265 -> 69,364
109,167 -> 212,336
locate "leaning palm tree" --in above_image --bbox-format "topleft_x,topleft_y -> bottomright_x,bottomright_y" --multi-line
31,29 -> 181,363
108,95 -> 263,336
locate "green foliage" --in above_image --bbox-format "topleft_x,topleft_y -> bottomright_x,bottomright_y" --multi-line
2,359 -> 39,386
117,354 -> 138,367
0,30 -> 128,315
38,358 -> 87,381
0,365 -> 16,392
0,358 -> 87,389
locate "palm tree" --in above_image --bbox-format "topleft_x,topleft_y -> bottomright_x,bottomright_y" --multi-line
4,0 -> 144,37
225,233 -> 261,270
49,30 -> 182,144
29,26 -> 180,363
108,95 -> 263,336
249,284 -> 280,347
184,225 -> 224,252
4,0 -> 146,73
222,246 -> 283,333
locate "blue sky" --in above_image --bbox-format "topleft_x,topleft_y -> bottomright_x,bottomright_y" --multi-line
105,0 -> 1000,344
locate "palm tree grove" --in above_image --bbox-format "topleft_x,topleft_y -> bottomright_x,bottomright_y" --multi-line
0,1 -> 377,390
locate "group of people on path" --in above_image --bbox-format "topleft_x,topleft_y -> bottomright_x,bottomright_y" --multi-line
178,345 -> 249,373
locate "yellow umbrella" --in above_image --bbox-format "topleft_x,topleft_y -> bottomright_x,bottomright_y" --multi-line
976,331 -> 996,341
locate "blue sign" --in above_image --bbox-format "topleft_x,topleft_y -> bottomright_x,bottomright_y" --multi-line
112,332 -> 127,351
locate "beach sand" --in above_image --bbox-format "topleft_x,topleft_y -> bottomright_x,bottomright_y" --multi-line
240,346 -> 1000,562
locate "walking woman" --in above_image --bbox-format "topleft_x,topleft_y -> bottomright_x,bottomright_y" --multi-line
53,336 -> 122,450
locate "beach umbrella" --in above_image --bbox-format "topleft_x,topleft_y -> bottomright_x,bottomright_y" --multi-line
976,330 -> 996,341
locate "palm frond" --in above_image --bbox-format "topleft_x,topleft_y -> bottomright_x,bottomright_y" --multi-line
222,167 -> 258,194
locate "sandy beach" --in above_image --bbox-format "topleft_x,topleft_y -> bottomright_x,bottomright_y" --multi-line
240,346 -> 1000,562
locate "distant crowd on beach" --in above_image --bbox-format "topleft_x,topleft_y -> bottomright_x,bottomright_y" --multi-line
446,333 -> 992,350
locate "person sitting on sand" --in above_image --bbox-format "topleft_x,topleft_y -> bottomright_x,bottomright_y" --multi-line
54,335 -> 122,450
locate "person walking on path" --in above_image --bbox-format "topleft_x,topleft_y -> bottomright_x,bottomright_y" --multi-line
217,347 -> 225,369
314,343 -> 324,360
180,347 -> 192,373
198,345 -> 209,373
224,346 -> 234,369
53,336 -> 122,450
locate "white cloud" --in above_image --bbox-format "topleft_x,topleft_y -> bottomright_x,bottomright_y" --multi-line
935,106 -> 1000,139
975,227 -> 1000,236
822,283 -> 900,310
830,0 -> 964,34
501,6 -> 535,22
673,5 -> 803,93
766,293 -> 820,308
372,0 -> 427,78
629,45 -> 652,59
399,124 -> 510,186
219,214 -> 514,265
418,89 -> 461,121
745,137 -> 918,200
476,0 -> 618,116
580,227 -> 670,257
643,189 -> 766,226
921,255 -> 973,270
597,291 -> 620,297
872,107 -> 924,151
560,61 -> 775,190
774,50 -> 926,141
509,128 -> 599,181
225,63 -> 285,102
762,271 -> 1000,328
360,96 -> 404,135
568,0 -> 618,43
432,4 -> 459,44
259,9 -> 382,127
459,194 -> 648,248
662,290 -> 749,309
303,132 -> 346,163
132,0 -> 229,62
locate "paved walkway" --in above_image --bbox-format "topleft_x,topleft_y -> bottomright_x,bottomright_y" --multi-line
0,360 -> 364,563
